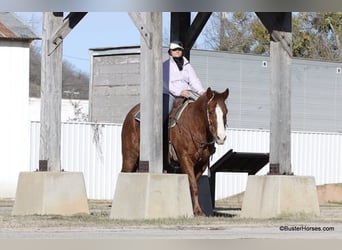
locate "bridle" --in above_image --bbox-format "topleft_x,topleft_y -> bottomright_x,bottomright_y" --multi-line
206,93 -> 215,136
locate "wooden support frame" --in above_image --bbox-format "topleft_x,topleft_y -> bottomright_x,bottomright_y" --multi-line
170,12 -> 211,60
130,12 -> 163,173
256,12 -> 292,175
128,12 -> 152,49
184,12 -> 212,49
40,12 -> 87,172
49,12 -> 87,55
39,12 -> 64,172
38,11 -> 294,177
256,12 -> 292,55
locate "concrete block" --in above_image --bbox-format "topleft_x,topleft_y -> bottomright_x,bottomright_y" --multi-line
241,175 -> 320,218
12,172 -> 89,215
110,173 -> 193,219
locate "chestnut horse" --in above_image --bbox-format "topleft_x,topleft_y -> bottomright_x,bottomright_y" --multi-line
121,87 -> 229,216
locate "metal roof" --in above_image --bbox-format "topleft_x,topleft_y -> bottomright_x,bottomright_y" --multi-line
0,12 -> 39,41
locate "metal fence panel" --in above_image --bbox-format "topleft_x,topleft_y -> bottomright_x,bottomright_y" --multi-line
29,122 -> 342,200
30,122 -> 122,200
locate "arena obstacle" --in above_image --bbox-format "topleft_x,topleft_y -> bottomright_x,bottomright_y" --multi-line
110,173 -> 193,219
240,175 -> 320,218
12,172 -> 89,215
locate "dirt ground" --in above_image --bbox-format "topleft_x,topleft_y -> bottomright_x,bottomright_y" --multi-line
1,197 -> 342,239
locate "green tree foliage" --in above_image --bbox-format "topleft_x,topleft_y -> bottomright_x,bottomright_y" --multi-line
203,12 -> 270,55
204,12 -> 342,62
293,12 -> 342,61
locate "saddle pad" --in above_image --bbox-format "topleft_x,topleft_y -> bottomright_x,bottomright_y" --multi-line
169,99 -> 193,128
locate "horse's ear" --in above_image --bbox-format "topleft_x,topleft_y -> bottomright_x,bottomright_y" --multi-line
223,88 -> 229,99
206,87 -> 213,99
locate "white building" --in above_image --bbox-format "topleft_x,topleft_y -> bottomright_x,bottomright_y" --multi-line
0,12 -> 39,197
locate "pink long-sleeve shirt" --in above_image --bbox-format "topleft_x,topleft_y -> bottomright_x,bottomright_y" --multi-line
163,56 -> 205,96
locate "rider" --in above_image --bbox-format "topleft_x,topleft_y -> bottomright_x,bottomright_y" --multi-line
162,41 -> 206,171
162,40 -> 205,123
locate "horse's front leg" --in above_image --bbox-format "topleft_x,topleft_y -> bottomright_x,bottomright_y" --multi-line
179,156 -> 204,216
195,160 -> 209,181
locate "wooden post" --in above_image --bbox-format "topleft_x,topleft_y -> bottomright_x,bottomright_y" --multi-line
241,13 -> 320,219
269,35 -> 292,175
256,12 -> 292,175
129,12 -> 163,173
39,12 -> 63,172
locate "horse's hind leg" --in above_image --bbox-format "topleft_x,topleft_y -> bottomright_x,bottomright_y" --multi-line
121,107 -> 140,173
121,128 -> 140,172
121,151 -> 139,172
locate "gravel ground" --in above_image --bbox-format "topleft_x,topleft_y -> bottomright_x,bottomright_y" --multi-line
1,199 -> 342,239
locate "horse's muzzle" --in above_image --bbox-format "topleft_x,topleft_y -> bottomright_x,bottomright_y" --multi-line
215,135 -> 226,145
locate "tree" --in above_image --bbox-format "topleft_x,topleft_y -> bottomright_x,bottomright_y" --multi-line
202,12 -> 342,62
202,12 -> 270,55
293,12 -> 342,61
29,44 -> 89,99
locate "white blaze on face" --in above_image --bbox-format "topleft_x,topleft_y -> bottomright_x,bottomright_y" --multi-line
215,104 -> 226,144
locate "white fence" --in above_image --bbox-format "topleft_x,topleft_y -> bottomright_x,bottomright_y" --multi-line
30,122 -> 122,200
28,122 -> 342,200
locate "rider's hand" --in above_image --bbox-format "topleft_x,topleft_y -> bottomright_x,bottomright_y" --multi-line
180,90 -> 190,98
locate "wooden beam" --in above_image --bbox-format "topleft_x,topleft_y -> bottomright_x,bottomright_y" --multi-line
170,12 -> 191,59
129,12 -> 152,49
170,12 -> 211,60
39,12 -> 63,172
256,12 -> 292,55
270,30 -> 292,56
170,12 -> 190,42
49,12 -> 87,55
184,12 -> 212,49
131,12 -> 163,173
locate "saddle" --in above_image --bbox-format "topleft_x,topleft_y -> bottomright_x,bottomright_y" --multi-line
168,97 -> 194,127
133,97 -> 195,173
134,97 -> 193,127
167,97 -> 195,167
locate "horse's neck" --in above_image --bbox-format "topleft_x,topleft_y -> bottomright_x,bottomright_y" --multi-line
188,95 -> 206,113
186,96 -> 209,131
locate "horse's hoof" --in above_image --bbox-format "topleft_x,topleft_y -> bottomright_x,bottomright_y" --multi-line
194,209 -> 205,217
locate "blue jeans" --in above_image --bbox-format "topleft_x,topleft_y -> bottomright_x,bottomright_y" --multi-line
163,94 -> 175,123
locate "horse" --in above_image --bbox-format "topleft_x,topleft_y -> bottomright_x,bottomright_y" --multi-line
121,87 -> 229,216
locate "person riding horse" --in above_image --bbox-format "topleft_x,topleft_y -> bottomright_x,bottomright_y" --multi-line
162,41 -> 205,123
121,40 -> 230,216
162,41 -> 206,171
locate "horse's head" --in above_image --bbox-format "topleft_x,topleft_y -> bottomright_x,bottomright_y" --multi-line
205,87 -> 229,145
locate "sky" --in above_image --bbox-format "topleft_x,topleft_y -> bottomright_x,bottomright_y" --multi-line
15,12 -> 210,75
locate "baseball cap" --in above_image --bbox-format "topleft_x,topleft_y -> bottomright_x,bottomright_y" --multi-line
169,41 -> 184,50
